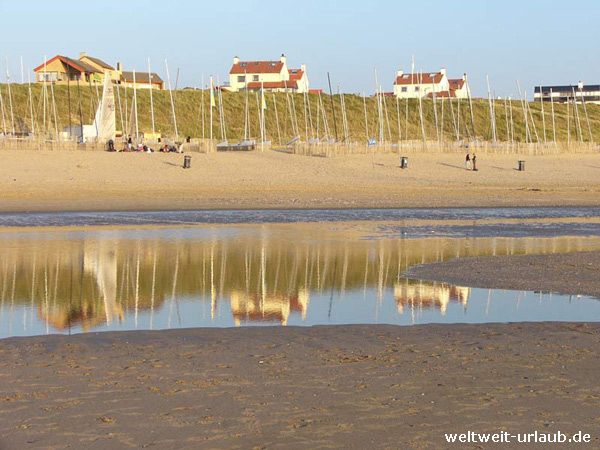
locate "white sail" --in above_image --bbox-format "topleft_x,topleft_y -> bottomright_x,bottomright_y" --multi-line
92,72 -> 116,143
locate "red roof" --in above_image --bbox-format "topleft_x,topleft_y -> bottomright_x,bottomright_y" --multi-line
288,69 -> 304,81
230,60 -> 284,75
246,80 -> 298,90
427,91 -> 456,98
394,72 -> 444,86
449,78 -> 466,90
33,55 -> 100,74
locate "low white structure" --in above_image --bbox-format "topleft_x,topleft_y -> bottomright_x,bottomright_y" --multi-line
228,54 -> 309,93
534,81 -> 600,104
393,68 -> 470,99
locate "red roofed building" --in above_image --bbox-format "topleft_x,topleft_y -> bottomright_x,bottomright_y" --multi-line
393,68 -> 470,100
229,54 -> 309,93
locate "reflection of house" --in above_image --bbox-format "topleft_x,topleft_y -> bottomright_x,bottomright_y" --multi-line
393,282 -> 469,315
228,54 -> 309,93
229,290 -> 310,326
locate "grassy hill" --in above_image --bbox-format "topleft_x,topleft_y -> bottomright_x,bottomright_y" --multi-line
1,83 -> 599,144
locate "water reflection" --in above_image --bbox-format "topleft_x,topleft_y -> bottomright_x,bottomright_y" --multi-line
1,229 -> 600,338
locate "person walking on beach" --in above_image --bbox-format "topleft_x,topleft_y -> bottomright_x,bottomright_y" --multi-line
465,153 -> 471,170
472,154 -> 477,171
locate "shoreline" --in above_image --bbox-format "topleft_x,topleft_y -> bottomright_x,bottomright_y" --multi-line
406,250 -> 600,299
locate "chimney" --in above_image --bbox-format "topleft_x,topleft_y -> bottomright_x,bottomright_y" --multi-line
462,73 -> 467,81
440,67 -> 446,76
578,80 -> 584,90
79,52 -> 87,60
301,63 -> 306,73
233,55 -> 240,65
281,54 -> 287,65
117,62 -> 123,74
397,70 -> 404,78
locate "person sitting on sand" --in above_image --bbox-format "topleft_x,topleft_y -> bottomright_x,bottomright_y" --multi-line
465,153 -> 471,170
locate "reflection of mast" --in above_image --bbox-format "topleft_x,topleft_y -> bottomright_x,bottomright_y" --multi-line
150,249 -> 156,330
83,244 -> 120,326
210,245 -> 216,320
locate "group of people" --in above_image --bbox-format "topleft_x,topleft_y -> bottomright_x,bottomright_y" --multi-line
465,153 -> 477,171
107,137 -> 182,154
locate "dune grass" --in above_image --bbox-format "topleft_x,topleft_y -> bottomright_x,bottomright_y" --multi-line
1,82 -> 599,147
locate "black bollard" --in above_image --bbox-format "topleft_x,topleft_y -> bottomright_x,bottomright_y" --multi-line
183,155 -> 191,169
400,156 -> 408,169
518,160 -> 525,171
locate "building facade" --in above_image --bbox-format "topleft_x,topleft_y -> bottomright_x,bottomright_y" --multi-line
393,68 -> 470,99
228,54 -> 309,93
33,53 -> 164,90
534,82 -> 600,104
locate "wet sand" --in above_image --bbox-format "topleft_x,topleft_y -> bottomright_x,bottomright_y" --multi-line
407,251 -> 600,298
1,323 -> 599,450
1,149 -> 600,212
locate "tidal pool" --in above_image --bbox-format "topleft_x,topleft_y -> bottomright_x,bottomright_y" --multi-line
1,224 -> 599,338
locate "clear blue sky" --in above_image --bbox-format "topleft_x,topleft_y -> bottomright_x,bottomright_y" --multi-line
1,0 -> 598,98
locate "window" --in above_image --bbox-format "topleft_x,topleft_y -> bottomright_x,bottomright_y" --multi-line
414,86 -> 420,92
238,75 -> 246,83
253,75 -> 259,81
401,87 -> 407,92
240,62 -> 247,67
37,72 -> 58,82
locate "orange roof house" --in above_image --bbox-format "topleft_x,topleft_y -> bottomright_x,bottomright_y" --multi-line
228,54 -> 309,93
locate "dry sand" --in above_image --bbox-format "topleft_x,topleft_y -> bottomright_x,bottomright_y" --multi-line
1,323 -> 599,450
407,251 -> 600,298
1,149 -> 600,212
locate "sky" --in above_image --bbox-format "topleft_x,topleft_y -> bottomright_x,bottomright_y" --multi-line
1,0 -> 598,98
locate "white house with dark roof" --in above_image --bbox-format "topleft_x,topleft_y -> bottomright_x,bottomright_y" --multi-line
228,54 -> 309,93
534,82 -> 600,104
393,68 -> 469,99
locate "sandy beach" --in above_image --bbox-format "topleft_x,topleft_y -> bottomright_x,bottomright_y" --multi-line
1,149 -> 600,212
1,322 -> 599,450
1,150 -> 600,449
407,250 -> 600,299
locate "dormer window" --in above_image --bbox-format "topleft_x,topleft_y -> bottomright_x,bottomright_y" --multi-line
241,63 -> 247,67
269,62 -> 276,66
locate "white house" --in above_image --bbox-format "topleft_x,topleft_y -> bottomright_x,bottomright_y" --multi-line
228,54 -> 309,93
393,68 -> 470,99
534,82 -> 600,104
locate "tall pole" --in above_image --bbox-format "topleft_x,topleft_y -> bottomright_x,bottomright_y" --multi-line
27,69 -> 35,136
486,75 -> 496,143
5,56 -> 15,135
327,72 -> 338,142
550,88 -> 556,144
133,69 -> 139,141
148,58 -> 155,138
65,65 -> 73,137
539,86 -> 547,144
201,74 -> 205,140
165,59 -> 179,142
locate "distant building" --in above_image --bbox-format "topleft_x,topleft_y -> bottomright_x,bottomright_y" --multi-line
33,55 -> 104,85
534,82 -> 600,104
228,54 -> 309,93
33,52 -> 164,90
119,69 -> 165,90
393,68 -> 470,99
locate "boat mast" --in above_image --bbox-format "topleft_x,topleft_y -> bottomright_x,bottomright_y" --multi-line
148,58 -> 155,138
165,59 -> 179,142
